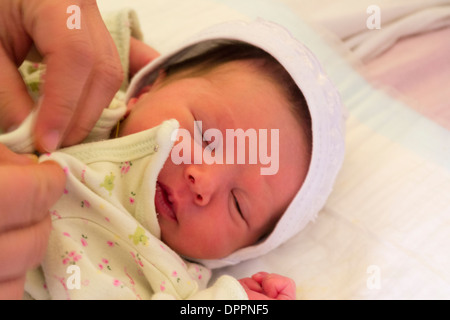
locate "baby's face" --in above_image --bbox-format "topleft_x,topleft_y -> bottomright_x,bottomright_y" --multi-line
119,61 -> 310,259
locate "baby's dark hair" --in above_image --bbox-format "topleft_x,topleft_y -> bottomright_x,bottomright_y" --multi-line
164,41 -> 312,153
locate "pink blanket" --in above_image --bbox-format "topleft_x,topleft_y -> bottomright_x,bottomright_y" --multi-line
364,26 -> 450,131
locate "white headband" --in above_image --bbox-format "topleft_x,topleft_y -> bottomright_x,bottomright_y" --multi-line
127,19 -> 346,269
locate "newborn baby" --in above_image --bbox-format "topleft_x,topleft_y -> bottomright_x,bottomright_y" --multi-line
1,14 -> 345,300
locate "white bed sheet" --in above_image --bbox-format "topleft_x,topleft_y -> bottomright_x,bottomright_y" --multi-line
98,0 -> 450,299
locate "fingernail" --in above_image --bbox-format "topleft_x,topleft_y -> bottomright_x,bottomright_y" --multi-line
42,130 -> 61,153
25,154 -> 39,163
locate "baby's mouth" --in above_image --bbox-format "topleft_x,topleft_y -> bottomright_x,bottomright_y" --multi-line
155,181 -> 177,222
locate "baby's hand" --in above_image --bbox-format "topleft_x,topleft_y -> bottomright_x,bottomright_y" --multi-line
238,272 -> 296,300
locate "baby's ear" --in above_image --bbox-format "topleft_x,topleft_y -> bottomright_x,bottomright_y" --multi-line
126,70 -> 166,114
126,84 -> 152,114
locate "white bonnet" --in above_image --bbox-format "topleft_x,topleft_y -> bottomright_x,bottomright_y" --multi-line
126,19 -> 346,269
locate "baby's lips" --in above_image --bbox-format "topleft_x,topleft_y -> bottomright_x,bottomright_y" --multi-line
155,181 -> 178,222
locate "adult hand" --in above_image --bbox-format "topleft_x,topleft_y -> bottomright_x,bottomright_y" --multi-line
129,37 -> 160,79
0,144 -> 66,299
0,0 -> 124,152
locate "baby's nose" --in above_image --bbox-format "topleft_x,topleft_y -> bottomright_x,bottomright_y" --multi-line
188,174 -> 209,205
184,165 -> 218,206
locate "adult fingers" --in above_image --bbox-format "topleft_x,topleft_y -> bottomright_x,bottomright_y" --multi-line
0,215 -> 51,283
0,276 -> 26,300
21,0 -> 123,151
0,143 -> 37,165
55,2 -> 124,147
0,160 -> 64,299
0,45 -> 34,133
129,37 -> 160,78
23,0 -> 94,152
0,161 -> 66,232
0,1 -> 34,133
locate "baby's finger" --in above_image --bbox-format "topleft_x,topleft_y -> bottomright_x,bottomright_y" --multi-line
251,271 -> 269,283
238,277 -> 263,293
261,274 -> 297,300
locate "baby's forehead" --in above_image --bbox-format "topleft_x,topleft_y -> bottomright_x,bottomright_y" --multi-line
164,58 -> 269,84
